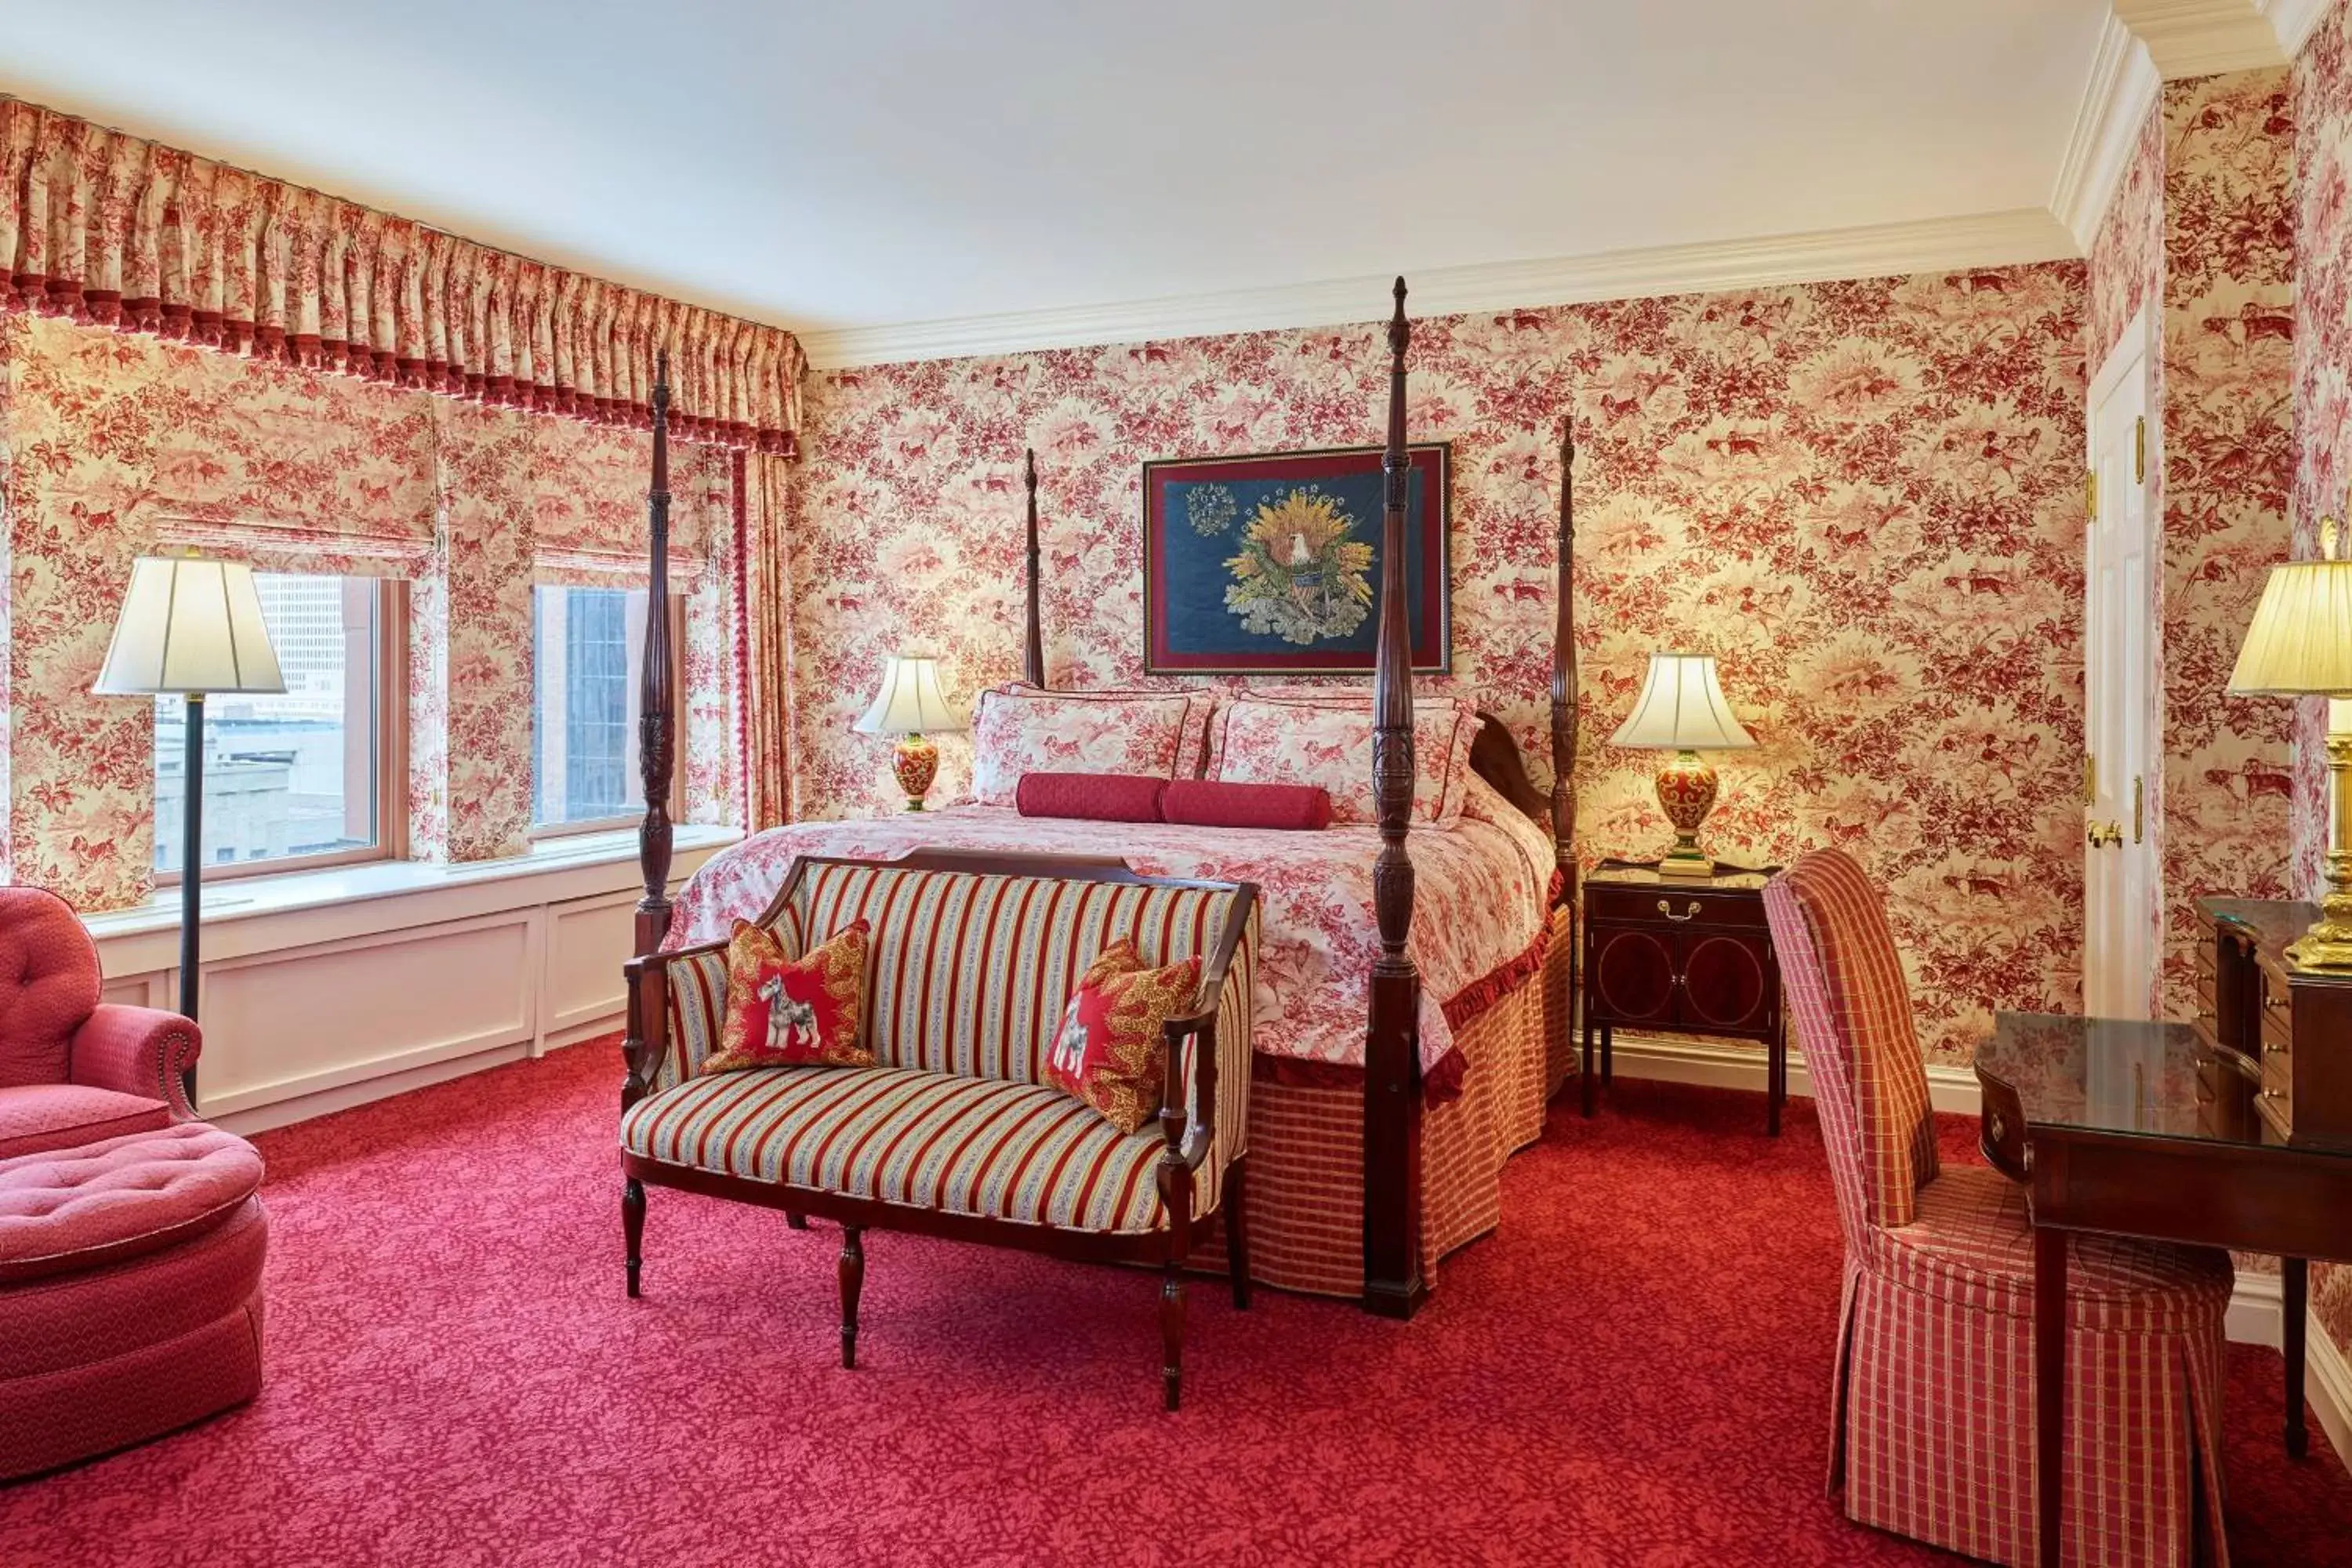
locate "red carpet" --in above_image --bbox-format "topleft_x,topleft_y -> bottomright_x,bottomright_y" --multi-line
2,1042 -> 2347,1567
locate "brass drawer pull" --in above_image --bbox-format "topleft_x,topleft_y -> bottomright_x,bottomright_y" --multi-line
2265,1041 -> 2288,1057
2264,1087 -> 2286,1101
1657,899 -> 1701,922
2194,1007 -> 2215,1021
2265,990 -> 2287,1011
1987,1112 -> 2007,1145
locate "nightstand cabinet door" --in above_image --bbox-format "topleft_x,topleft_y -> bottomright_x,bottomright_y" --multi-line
1676,931 -> 1773,1032
1592,926 -> 1677,1025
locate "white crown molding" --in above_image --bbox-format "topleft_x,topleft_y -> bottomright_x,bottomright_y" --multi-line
2117,0 -> 2292,75
799,209 -> 2078,370
2053,15 -> 2163,249
2261,0 -> 2335,57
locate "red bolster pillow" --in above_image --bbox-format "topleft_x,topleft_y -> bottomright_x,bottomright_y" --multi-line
1015,771 -> 1167,822
1160,779 -> 1332,831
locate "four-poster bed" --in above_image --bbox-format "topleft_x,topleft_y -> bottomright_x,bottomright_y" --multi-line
628,281 -> 1580,1318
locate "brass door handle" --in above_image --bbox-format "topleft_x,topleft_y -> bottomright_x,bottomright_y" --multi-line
1657,899 -> 1701,922
2084,821 -> 2123,848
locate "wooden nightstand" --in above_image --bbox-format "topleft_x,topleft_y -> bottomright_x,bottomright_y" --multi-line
1582,857 -> 1787,1134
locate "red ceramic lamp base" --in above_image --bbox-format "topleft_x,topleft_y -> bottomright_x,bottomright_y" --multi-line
1653,749 -> 1719,878
893,734 -> 939,811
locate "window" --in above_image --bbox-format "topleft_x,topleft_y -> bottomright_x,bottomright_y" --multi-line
532,584 -> 675,831
153,573 -> 398,877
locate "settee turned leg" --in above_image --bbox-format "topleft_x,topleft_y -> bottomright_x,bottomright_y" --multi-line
1161,1269 -> 1186,1412
840,1225 -> 865,1370
622,1178 -> 645,1299
1225,1158 -> 1253,1311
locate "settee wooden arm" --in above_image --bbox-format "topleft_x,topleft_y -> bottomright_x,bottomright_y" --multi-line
620,938 -> 727,1110
1158,1011 -> 1219,1172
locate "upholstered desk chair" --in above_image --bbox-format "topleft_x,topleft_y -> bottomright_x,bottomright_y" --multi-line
0,887 -> 201,1161
1762,850 -> 2232,1568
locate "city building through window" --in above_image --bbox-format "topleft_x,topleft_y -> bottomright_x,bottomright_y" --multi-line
532,584 -> 652,830
152,573 -> 384,874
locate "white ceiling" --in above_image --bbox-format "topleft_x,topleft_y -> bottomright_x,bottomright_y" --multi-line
0,1 -> 2118,347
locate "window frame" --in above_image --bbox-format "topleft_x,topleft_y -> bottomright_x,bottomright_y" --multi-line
154,575 -> 409,886
528,590 -> 688,841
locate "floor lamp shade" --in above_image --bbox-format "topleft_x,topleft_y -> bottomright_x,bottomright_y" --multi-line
92,557 -> 286,1097
94,557 -> 287,697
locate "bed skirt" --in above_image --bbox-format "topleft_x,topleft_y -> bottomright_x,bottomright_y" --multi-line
1209,905 -> 1577,1298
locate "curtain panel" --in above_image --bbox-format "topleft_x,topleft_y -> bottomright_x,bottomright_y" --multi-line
0,97 -> 804,454
737,451 -> 795,831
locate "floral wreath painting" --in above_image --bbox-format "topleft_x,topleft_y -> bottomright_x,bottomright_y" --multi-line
1142,443 -> 1450,674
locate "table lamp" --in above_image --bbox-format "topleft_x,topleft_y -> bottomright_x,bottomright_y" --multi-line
854,655 -> 965,810
2228,521 -> 2352,969
1607,651 -> 1756,878
93,556 -> 285,1101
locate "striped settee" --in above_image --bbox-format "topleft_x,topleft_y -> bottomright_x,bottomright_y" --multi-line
619,851 -> 1259,1409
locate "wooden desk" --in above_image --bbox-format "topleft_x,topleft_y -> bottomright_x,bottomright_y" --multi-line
1581,858 -> 1785,1133
1975,1011 -> 2352,1568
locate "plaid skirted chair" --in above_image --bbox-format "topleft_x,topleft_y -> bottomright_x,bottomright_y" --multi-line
1762,850 -> 2233,1568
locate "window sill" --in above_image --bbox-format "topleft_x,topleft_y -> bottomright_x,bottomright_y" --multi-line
84,822 -> 742,941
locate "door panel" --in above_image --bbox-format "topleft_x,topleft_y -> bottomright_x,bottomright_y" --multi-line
1676,933 -> 1772,1031
2085,320 -> 2158,1020
1592,928 -> 1676,1025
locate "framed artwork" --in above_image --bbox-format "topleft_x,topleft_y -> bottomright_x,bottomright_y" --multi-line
1141,443 -> 1450,675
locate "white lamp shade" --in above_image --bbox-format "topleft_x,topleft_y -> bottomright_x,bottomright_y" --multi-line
2228,559 -> 2352,697
1607,652 -> 1757,750
93,557 -> 285,696
853,655 -> 964,735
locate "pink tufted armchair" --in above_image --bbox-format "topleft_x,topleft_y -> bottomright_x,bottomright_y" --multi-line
0,886 -> 201,1161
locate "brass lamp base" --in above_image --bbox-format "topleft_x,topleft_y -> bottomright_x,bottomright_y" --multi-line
2293,732 -> 2352,971
1653,750 -> 1719,879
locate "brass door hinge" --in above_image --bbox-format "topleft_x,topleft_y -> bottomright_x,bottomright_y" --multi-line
2084,754 -> 2097,806
2133,774 -> 2144,844
2085,470 -> 2098,520
2134,416 -> 2146,485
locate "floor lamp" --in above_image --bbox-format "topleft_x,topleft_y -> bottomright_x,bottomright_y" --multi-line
93,556 -> 285,1107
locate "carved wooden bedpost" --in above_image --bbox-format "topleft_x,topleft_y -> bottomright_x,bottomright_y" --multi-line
1552,419 -> 1579,1025
634,351 -> 676,959
1362,278 -> 1425,1320
1023,448 -> 1044,686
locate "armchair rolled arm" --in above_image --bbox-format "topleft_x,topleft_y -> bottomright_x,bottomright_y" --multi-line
70,1004 -> 201,1120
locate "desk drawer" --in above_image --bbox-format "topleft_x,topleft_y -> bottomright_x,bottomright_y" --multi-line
2258,959 -> 2296,1047
1589,884 -> 1764,931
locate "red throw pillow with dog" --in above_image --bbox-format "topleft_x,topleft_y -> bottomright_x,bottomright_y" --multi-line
703,918 -> 874,1073
1043,938 -> 1201,1134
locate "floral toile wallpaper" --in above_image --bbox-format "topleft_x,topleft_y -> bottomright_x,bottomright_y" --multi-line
784,263 -> 2090,1065
2158,70 -> 2299,1013
2296,0 -> 2352,1365
0,310 -> 737,908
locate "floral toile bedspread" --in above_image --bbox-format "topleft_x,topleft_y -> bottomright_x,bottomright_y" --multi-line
666,776 -> 1556,1082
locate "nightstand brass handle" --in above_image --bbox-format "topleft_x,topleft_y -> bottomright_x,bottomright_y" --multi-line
2265,991 -> 2286,1011
2264,1087 -> 2286,1101
1657,899 -> 1701,922
2265,1041 -> 2288,1057
1988,1112 -> 2006,1145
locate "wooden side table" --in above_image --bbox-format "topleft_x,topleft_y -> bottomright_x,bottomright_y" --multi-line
1581,857 -> 1786,1134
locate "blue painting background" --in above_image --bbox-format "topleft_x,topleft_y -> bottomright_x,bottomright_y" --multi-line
1157,466 -> 1432,660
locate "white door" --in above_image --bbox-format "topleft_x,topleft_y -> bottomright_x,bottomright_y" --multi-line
2084,313 -> 2158,1020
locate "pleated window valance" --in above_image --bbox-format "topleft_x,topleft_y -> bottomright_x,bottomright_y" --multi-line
0,98 -> 804,454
